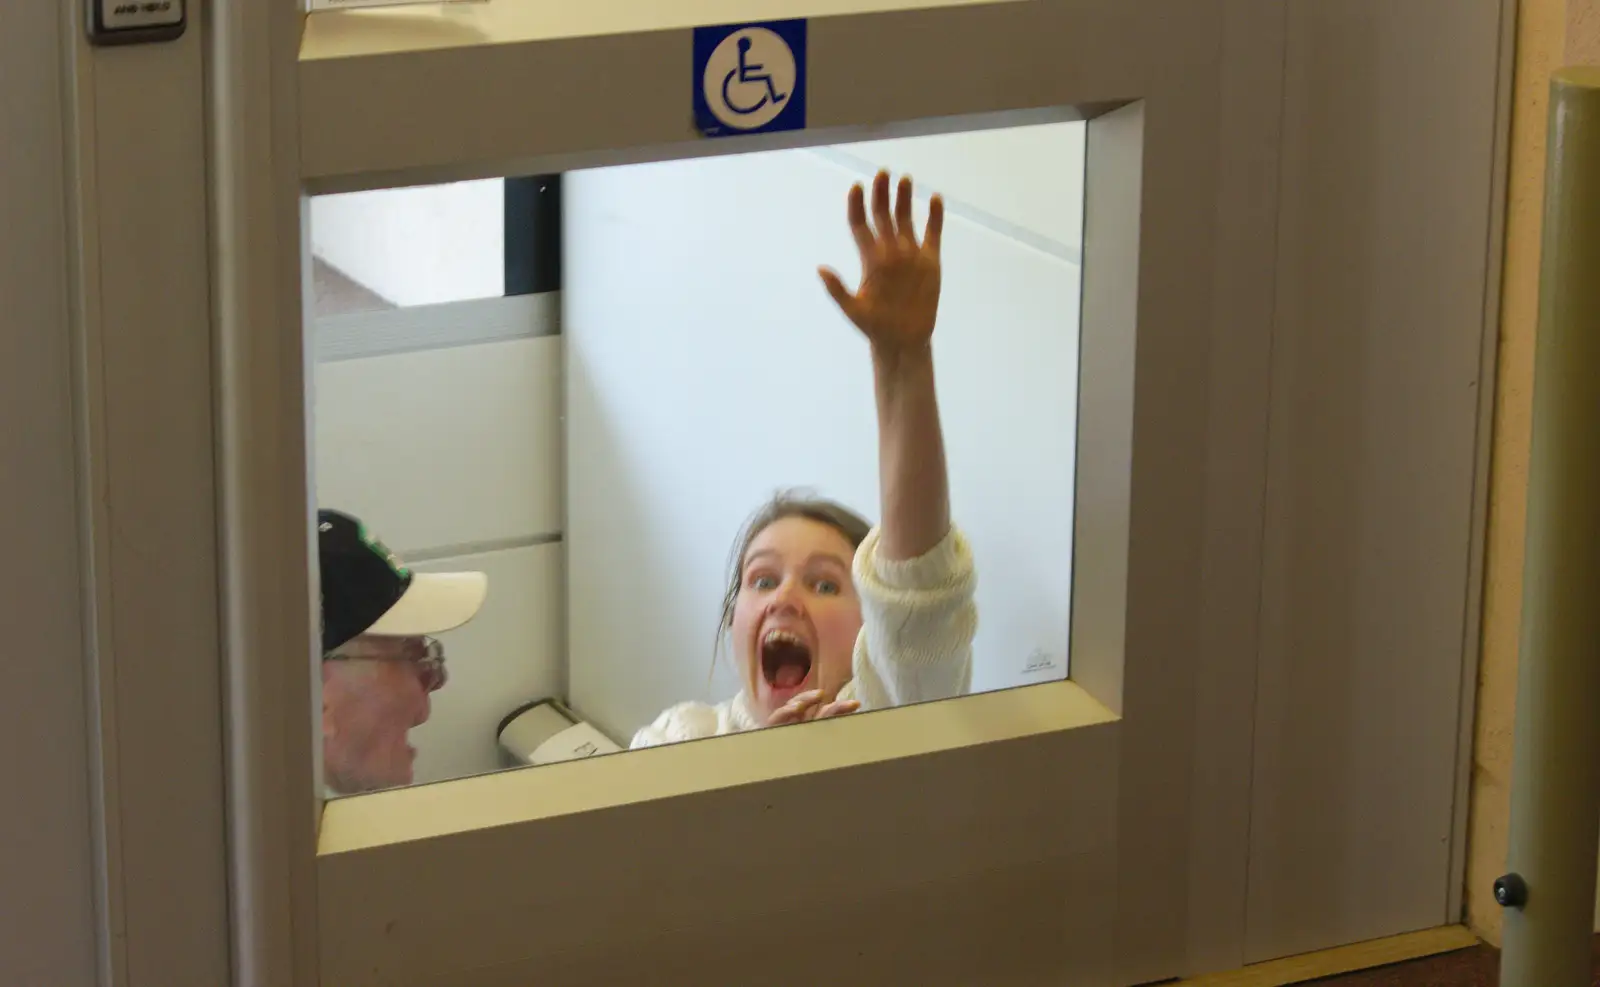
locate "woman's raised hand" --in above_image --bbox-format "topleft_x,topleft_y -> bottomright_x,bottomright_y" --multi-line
819,170 -> 944,355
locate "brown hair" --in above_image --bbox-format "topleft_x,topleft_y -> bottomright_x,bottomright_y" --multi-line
710,489 -> 872,674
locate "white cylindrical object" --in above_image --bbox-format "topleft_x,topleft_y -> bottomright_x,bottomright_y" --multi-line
529,722 -> 622,765
497,698 -> 622,767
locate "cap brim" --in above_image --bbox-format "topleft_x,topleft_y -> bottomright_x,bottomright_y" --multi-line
365,571 -> 488,638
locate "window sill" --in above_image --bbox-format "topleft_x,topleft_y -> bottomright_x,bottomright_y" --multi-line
319,678 -> 1114,854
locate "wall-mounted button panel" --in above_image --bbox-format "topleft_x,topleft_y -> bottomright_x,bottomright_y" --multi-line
88,0 -> 185,46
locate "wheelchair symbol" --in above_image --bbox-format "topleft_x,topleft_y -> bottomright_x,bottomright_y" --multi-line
702,27 -> 798,132
722,37 -> 787,116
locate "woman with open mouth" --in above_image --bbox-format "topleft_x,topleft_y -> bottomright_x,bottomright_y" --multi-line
630,169 -> 977,749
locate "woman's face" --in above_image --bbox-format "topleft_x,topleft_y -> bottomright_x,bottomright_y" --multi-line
730,516 -> 864,719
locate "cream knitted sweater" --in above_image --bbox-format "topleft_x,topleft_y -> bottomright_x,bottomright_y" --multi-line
629,524 -> 977,749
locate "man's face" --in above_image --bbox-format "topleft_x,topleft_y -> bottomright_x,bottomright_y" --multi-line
321,635 -> 443,794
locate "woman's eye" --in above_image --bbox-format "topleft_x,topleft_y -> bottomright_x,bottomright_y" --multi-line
751,574 -> 778,590
814,579 -> 841,596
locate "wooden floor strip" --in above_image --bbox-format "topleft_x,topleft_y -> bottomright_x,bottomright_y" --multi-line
1171,925 -> 1483,987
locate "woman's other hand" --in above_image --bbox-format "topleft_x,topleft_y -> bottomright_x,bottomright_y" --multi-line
813,697 -> 861,721
819,170 -> 944,356
765,690 -> 862,727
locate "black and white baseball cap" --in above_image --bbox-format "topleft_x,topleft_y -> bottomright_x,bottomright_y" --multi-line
317,509 -> 488,655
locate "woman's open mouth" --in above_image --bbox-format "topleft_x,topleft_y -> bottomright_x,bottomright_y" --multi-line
760,628 -> 814,697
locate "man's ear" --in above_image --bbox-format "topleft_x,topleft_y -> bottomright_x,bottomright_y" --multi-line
320,661 -> 348,741
320,660 -> 342,714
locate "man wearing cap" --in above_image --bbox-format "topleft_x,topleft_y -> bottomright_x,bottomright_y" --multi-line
319,508 -> 488,795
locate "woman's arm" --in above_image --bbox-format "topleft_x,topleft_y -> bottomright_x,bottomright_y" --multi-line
817,170 -> 973,711
819,170 -> 950,562
871,343 -> 949,561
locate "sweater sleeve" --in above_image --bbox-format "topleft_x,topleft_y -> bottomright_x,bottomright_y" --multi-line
842,523 -> 977,711
629,701 -> 722,749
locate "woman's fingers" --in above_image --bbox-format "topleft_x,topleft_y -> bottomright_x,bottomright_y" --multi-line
846,183 -> 874,257
768,690 -> 825,726
841,170 -> 939,282
894,175 -> 916,246
768,691 -> 859,727
923,194 -> 944,257
857,170 -> 935,251
815,699 -> 861,720
871,170 -> 895,244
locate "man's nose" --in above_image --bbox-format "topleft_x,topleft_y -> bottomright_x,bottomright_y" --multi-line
409,673 -> 433,722
416,664 -> 444,694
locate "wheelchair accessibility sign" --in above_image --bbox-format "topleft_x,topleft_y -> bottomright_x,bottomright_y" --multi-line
693,20 -> 807,138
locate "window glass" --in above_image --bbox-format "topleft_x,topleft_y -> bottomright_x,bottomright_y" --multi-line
306,121 -> 1087,799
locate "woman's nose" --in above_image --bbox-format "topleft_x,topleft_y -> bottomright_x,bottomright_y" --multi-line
768,576 -> 804,612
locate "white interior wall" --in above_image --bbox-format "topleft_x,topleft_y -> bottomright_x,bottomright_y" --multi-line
405,544 -> 565,782
312,336 -> 565,785
313,336 -> 562,554
309,179 -> 506,308
565,124 -> 1086,744
824,127 -> 1085,253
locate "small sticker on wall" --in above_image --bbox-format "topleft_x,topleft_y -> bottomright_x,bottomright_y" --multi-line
1022,648 -> 1063,676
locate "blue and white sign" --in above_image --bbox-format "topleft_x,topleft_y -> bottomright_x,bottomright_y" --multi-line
692,19 -> 808,138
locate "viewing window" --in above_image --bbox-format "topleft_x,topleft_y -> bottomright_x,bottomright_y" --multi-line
307,121 -> 1088,798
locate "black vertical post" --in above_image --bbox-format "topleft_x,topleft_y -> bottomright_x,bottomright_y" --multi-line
505,173 -> 562,296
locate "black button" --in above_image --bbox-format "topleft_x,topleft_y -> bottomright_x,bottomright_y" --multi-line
1494,873 -> 1529,909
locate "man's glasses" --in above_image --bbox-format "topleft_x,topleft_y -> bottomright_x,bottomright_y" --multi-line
324,635 -> 448,692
